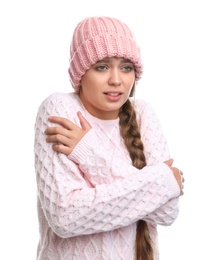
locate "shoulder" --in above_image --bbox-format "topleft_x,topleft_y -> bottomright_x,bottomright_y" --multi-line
39,92 -> 78,106
36,92 -> 84,119
38,92 -> 81,111
130,98 -> 161,130
130,98 -> 156,117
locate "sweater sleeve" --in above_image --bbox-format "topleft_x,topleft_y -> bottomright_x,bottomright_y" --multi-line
70,99 -> 181,227
135,99 -> 180,225
35,94 -> 180,239
69,129 -> 180,227
135,99 -> 170,165
144,197 -> 179,226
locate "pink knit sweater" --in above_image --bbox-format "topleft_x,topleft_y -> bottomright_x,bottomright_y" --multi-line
34,92 -> 180,260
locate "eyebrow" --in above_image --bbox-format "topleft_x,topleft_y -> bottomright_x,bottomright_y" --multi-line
96,58 -> 132,64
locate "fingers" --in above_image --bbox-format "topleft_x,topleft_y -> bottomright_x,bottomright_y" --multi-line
45,126 -> 73,139
45,132 -> 74,156
48,116 -> 75,130
52,143 -> 71,155
179,170 -> 185,196
45,132 -> 70,146
45,113 -> 91,155
170,166 -> 185,196
164,158 -> 174,167
77,111 -> 92,131
47,113 -> 92,132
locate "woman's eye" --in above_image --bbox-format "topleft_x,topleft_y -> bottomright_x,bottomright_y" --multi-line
122,66 -> 134,72
96,65 -> 107,71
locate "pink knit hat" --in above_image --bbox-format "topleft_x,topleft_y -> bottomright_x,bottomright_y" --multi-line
68,16 -> 143,92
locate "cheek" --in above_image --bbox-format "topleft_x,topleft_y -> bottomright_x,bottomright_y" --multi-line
127,78 -> 135,91
81,74 -> 101,90
126,77 -> 135,96
125,72 -> 135,86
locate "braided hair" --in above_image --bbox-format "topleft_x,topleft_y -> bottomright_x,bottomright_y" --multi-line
119,86 -> 154,260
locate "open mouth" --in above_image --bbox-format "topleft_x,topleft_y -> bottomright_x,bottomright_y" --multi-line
104,92 -> 121,96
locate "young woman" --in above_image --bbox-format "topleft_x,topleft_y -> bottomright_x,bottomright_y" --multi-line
34,16 -> 184,260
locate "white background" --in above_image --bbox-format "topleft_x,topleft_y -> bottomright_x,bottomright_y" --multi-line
0,0 -> 218,259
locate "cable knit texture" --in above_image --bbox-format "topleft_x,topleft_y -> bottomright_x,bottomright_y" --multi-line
34,92 -> 180,260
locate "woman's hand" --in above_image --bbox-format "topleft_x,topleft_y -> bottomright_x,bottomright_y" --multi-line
164,159 -> 184,196
45,111 -> 91,155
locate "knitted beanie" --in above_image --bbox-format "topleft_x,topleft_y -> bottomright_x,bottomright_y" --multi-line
68,16 -> 143,92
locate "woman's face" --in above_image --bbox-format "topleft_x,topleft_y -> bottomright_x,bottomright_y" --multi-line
79,57 -> 135,120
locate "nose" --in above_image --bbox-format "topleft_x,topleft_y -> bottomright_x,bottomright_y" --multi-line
108,69 -> 121,86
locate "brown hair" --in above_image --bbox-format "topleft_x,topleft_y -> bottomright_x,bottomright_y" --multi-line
119,87 -> 154,260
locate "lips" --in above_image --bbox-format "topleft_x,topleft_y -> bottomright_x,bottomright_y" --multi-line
104,92 -> 121,96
